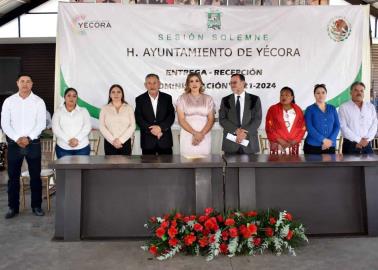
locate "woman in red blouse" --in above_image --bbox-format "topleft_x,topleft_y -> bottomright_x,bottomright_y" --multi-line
265,87 -> 306,154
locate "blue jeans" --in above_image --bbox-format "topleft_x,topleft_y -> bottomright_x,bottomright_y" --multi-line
55,144 -> 91,159
342,139 -> 374,154
7,137 -> 42,211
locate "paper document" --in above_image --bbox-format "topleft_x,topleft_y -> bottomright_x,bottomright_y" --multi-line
226,133 -> 249,147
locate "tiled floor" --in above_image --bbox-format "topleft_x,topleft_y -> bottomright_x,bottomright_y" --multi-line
0,185 -> 378,270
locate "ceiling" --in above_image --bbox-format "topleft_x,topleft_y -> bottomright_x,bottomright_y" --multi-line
0,0 -> 48,27
0,0 -> 377,28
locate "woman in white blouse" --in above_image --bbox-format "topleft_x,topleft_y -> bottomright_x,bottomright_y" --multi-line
99,84 -> 136,155
52,88 -> 92,158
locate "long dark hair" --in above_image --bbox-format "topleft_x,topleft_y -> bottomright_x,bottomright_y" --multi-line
280,86 -> 295,104
107,84 -> 126,104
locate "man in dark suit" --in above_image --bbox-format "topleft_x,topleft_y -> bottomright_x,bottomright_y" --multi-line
219,74 -> 262,154
135,74 -> 175,155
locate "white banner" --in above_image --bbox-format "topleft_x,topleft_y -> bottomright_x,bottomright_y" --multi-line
56,3 -> 370,128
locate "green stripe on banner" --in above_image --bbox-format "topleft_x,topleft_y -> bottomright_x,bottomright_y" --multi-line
60,69 -> 100,119
327,64 -> 362,108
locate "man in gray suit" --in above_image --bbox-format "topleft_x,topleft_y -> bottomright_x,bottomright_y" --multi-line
219,74 -> 262,154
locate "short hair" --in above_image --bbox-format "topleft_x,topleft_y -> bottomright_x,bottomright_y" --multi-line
64,87 -> 78,97
145,73 -> 160,81
184,72 -> 205,94
107,84 -> 126,104
350,81 -> 365,91
17,73 -> 33,81
313,83 -> 327,94
280,86 -> 296,104
231,73 -> 245,82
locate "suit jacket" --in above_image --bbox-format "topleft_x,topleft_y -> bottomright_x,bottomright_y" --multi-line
219,93 -> 262,154
265,102 -> 306,144
135,91 -> 175,150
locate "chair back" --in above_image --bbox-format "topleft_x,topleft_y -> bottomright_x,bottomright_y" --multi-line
336,136 -> 343,154
372,137 -> 378,151
40,139 -> 56,167
89,137 -> 100,156
259,135 -> 300,155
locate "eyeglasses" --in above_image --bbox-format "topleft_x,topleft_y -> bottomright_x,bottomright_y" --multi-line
229,81 -> 239,85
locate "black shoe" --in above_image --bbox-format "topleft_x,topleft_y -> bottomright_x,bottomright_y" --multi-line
32,208 -> 45,216
5,208 -> 18,219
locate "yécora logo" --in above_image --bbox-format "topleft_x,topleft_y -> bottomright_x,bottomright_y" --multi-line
71,15 -> 112,35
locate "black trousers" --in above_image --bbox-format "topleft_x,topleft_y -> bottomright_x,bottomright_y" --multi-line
342,139 -> 373,154
104,139 -> 132,155
303,142 -> 336,154
142,145 -> 173,155
7,138 -> 42,211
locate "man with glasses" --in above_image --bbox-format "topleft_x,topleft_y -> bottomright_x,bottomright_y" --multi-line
1,74 -> 46,218
339,81 -> 377,154
219,73 -> 262,154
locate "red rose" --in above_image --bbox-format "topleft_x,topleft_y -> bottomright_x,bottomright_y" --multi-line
248,224 -> 258,235
203,229 -> 210,236
209,235 -> 216,244
205,208 -> 214,215
216,215 -> 224,223
184,233 -> 196,246
168,226 -> 178,238
175,213 -> 183,220
286,230 -> 293,240
220,243 -> 228,254
168,238 -> 178,247
229,227 -> 238,238
221,230 -> 229,241
189,215 -> 196,221
204,217 -> 219,231
265,227 -> 274,237
246,211 -> 258,217
199,215 -> 208,223
156,227 -> 165,238
253,237 -> 262,246
240,225 -> 252,239
199,237 -> 209,247
183,216 -> 190,223
161,220 -> 169,229
285,213 -> 293,222
225,218 -> 235,226
163,214 -> 170,220
269,217 -> 276,225
171,220 -> 177,228
149,216 -> 157,223
194,223 -> 203,232
149,245 -> 158,255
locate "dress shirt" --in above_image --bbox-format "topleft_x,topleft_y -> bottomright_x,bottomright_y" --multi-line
99,103 -> 136,144
234,91 -> 245,126
339,100 -> 377,143
1,92 -> 46,141
149,93 -> 159,118
52,105 -> 91,150
305,103 -> 340,147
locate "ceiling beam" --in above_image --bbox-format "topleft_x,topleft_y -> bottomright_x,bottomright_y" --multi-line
0,0 -> 48,27
345,0 -> 378,17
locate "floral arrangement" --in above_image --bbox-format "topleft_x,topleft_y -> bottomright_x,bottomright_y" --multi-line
142,208 -> 308,261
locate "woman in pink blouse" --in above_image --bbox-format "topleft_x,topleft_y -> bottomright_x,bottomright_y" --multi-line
176,73 -> 215,156
99,84 -> 136,155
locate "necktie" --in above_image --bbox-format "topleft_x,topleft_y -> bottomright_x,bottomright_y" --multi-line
236,96 -> 241,128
